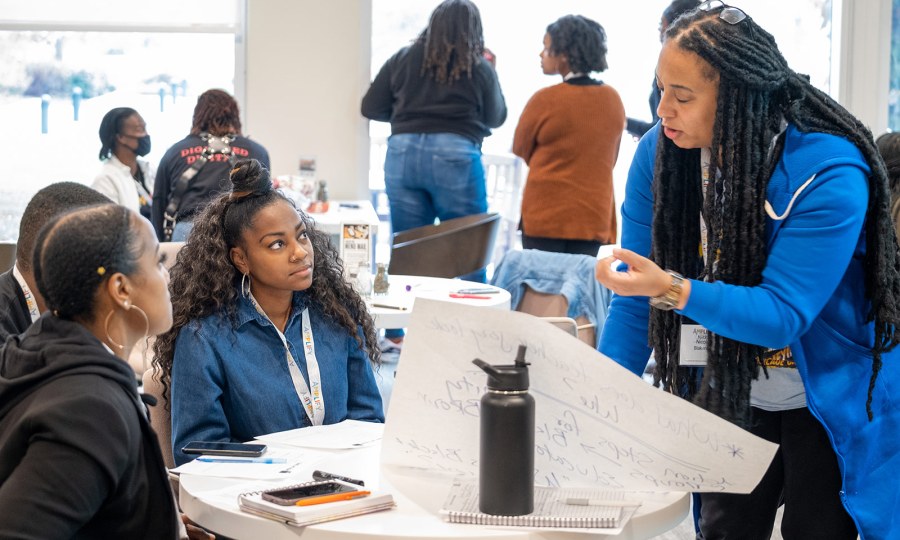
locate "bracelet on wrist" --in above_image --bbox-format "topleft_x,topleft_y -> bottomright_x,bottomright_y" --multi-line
649,270 -> 685,311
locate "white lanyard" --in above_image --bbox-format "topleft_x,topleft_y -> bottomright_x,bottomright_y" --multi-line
12,265 -> 40,322
249,294 -> 325,425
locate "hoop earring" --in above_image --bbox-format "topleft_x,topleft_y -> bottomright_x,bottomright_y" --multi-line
241,273 -> 251,298
104,310 -> 125,351
129,304 -> 151,341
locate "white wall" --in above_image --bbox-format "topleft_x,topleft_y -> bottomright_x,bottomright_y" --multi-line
836,0 -> 893,136
244,0 -> 372,199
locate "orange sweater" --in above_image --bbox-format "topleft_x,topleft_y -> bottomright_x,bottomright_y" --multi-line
513,80 -> 625,243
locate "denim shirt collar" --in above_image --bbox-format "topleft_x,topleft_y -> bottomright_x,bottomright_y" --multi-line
234,288 -> 313,329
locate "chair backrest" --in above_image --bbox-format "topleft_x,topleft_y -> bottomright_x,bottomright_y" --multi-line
142,368 -> 174,469
388,213 -> 501,278
484,153 -> 525,266
517,286 -> 596,346
0,242 -> 16,273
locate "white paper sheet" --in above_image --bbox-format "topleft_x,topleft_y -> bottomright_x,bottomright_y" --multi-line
255,419 -> 384,449
382,299 -> 778,494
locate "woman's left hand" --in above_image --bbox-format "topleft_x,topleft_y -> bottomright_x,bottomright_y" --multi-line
595,248 -> 671,298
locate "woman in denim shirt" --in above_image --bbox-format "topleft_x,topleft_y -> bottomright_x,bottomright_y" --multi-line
153,159 -> 384,466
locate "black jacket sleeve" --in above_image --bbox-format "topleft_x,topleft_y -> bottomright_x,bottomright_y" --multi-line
478,61 -> 507,129
361,56 -> 395,122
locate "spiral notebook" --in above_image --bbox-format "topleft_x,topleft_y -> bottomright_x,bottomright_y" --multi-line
237,480 -> 395,527
440,480 -> 638,530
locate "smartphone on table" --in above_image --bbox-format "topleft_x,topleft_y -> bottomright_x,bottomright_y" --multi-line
181,441 -> 267,457
261,480 -> 361,506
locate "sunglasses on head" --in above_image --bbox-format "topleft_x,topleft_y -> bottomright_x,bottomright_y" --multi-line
698,0 -> 748,25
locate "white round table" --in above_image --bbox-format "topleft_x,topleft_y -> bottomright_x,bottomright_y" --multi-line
179,442 -> 689,540
369,275 -> 511,329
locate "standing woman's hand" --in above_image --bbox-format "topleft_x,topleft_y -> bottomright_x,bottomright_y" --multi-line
596,248 -> 687,304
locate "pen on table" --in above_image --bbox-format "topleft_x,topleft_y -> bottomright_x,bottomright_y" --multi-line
560,497 -> 642,507
454,288 -> 500,294
449,293 -> 492,300
196,457 -> 287,464
338,203 -> 360,209
295,490 -> 371,506
372,303 -> 407,310
312,470 -> 366,486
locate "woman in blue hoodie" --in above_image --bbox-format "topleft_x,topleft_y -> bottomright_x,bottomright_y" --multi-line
595,3 -> 900,539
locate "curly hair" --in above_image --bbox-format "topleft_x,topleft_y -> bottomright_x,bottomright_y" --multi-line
152,159 -> 380,407
649,5 -> 900,424
190,89 -> 242,137
98,107 -> 138,161
33,204 -> 140,322
418,0 -> 485,84
546,15 -> 609,74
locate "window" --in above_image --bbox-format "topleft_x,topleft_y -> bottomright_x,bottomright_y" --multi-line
368,0 -> 834,244
0,0 -> 242,240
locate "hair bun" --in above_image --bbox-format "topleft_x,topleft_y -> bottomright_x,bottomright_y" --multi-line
229,158 -> 272,196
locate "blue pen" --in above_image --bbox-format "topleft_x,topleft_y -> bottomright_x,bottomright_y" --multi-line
196,457 -> 288,464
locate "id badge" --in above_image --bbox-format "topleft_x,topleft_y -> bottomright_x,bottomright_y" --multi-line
679,324 -> 708,366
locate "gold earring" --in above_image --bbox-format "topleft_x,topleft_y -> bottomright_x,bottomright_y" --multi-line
104,310 -> 125,351
129,304 -> 150,340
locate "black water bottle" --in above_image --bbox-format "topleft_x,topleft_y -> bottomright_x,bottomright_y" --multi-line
473,345 -> 535,516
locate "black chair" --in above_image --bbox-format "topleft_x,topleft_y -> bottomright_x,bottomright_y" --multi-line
387,213 -> 501,278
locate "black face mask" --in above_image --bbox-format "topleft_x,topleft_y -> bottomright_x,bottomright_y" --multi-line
133,134 -> 152,156
122,134 -> 151,157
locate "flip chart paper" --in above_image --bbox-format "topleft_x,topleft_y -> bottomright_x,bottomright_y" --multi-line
382,299 -> 777,493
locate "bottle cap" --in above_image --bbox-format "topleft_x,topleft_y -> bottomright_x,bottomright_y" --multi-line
473,345 -> 529,391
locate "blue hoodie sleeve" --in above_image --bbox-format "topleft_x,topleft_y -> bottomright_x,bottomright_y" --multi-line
680,163 -> 868,347
598,127 -> 657,375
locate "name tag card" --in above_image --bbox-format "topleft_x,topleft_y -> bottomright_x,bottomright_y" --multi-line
679,324 -> 708,366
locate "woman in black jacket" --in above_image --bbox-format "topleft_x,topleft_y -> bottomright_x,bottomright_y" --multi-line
0,204 -> 191,538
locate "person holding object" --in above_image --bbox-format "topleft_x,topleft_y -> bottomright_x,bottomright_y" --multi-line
153,159 -> 384,466
513,14 -> 625,256
0,204 -> 209,538
93,107 -> 155,218
594,3 -> 900,539
361,0 -> 506,284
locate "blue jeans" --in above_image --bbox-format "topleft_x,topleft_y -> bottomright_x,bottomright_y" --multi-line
384,133 -> 487,341
384,133 -> 488,283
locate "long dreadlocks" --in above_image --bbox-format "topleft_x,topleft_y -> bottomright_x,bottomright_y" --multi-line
418,0 -> 484,85
650,6 -> 900,424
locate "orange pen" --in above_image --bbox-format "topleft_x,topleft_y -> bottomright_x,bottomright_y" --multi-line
295,490 -> 371,506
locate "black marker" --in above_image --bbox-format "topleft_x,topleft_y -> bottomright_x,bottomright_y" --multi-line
312,469 -> 365,486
